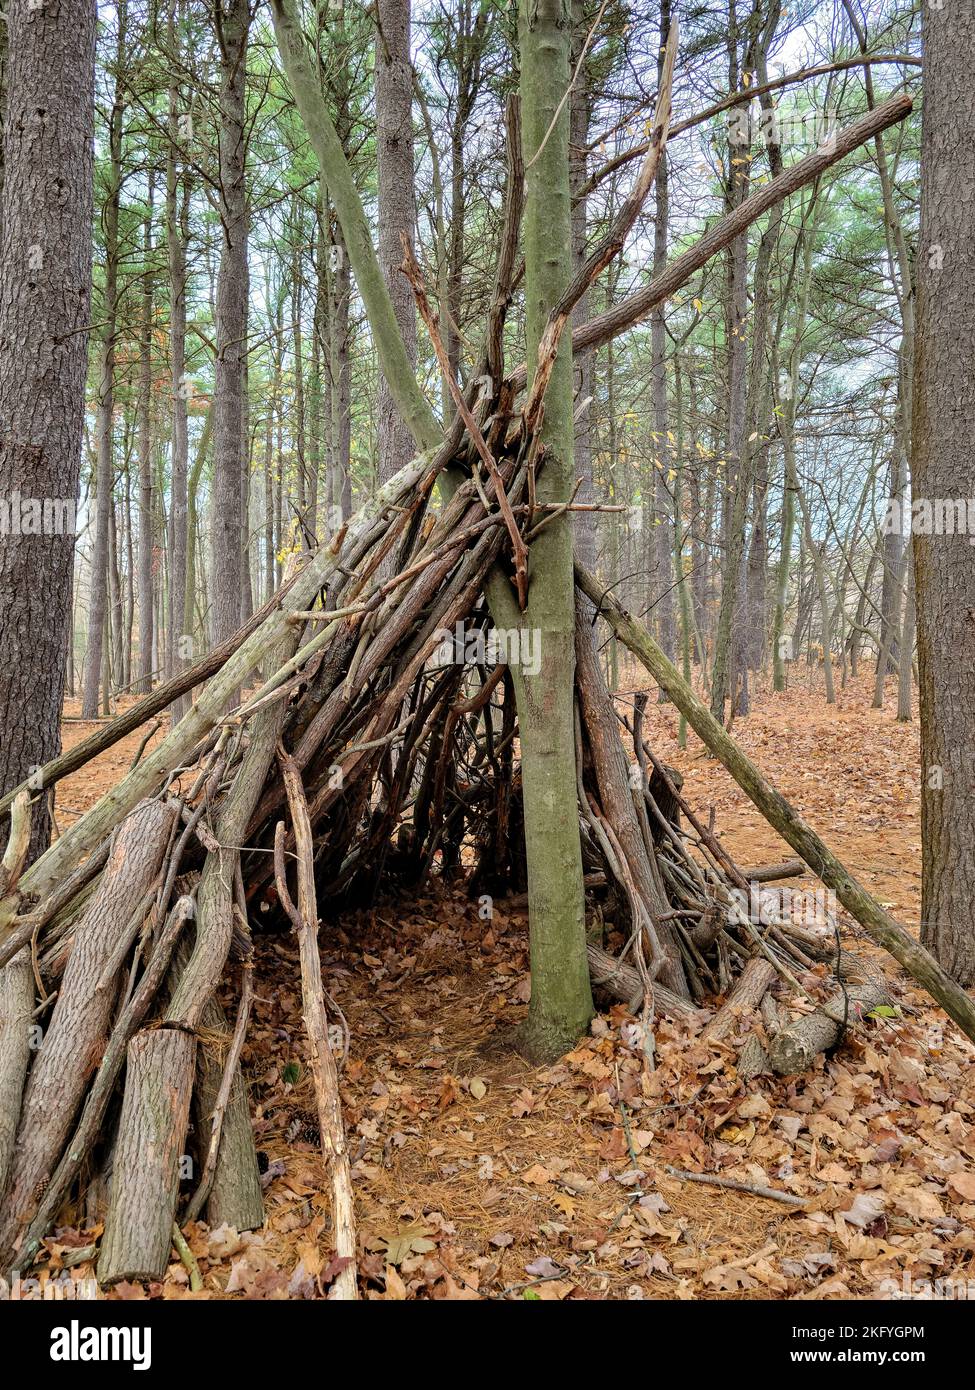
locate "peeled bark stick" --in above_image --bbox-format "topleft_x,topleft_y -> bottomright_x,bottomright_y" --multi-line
0,799 -> 176,1266
0,790 -> 31,899
0,451 -> 435,946
0,792 -> 33,1197
768,983 -> 886,1075
276,749 -> 358,1300
575,562 -> 975,1045
97,1026 -> 196,1285
702,958 -> 777,1043
0,951 -> 32,1200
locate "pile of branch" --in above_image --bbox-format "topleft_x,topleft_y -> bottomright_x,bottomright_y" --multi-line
0,73 -> 949,1298
0,391 -> 919,1291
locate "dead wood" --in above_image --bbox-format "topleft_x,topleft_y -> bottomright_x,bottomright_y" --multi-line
19,895 -> 196,1273
586,942 -> 700,1020
768,983 -> 888,1075
576,560 -> 975,1045
740,859 -> 806,883
702,958 -> 778,1043
276,747 -> 358,1299
185,959 -> 261,1230
97,1026 -> 196,1285
0,799 -> 176,1266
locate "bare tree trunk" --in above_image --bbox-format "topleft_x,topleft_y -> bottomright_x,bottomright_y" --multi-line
81,0 -> 127,718
569,0 -> 595,569
374,0 -> 418,488
913,0 -> 975,984
0,0 -> 96,859
709,4 -> 754,721
503,0 -> 593,1059
650,0 -> 675,662
209,0 -> 249,648
896,550 -> 916,722
136,175 -> 156,695
166,12 -> 191,717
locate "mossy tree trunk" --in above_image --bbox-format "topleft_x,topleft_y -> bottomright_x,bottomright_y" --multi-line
506,0 -> 593,1058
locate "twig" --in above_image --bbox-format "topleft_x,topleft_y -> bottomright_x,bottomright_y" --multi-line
171,1223 -> 204,1292
664,1166 -> 809,1207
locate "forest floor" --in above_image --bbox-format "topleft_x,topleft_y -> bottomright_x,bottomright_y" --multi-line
47,669 -> 975,1300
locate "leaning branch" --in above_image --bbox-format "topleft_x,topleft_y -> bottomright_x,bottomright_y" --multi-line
511,93 -> 913,386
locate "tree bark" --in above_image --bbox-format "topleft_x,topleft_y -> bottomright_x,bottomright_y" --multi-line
97,1027 -> 196,1285
0,0 -> 97,861
209,0 -> 250,649
768,983 -> 886,1075
503,0 -> 593,1060
374,0 -> 419,488
0,799 -> 175,1265
912,0 -> 975,984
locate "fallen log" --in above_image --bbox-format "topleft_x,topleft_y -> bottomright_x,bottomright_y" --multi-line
740,859 -> 806,883
97,1026 -> 196,1285
586,942 -> 701,1020
0,799 -> 176,1266
736,1034 -> 772,1082
768,983 -> 887,1075
575,561 -> 975,1044
702,958 -> 777,1043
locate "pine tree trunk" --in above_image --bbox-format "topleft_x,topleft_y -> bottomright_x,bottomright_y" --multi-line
0,0 -> 97,858
81,0 -> 127,718
136,177 -> 156,695
166,17 -> 191,717
210,0 -> 249,648
912,0 -> 975,984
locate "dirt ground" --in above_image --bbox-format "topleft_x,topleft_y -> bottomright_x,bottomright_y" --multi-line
44,670 -> 975,1300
